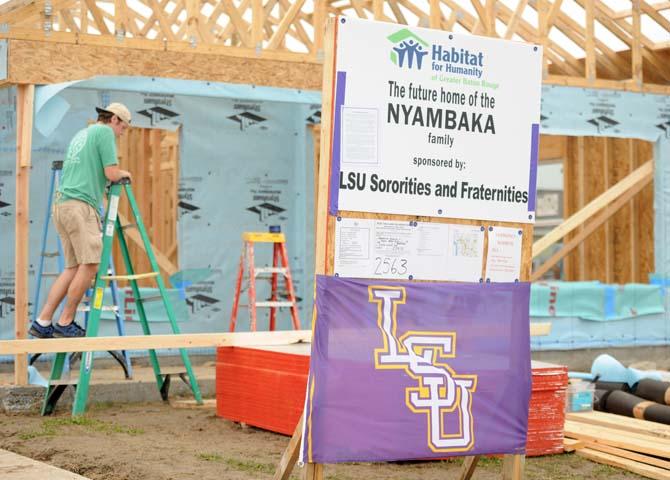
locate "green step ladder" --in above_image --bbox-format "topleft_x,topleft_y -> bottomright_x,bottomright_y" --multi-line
42,178 -> 203,416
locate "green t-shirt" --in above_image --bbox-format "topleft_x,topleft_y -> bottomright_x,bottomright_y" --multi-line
58,123 -> 118,209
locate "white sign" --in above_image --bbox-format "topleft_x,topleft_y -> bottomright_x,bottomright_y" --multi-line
485,226 -> 523,282
332,18 -> 542,223
334,217 -> 484,281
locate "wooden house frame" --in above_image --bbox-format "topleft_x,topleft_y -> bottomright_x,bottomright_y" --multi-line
1,0 -> 668,387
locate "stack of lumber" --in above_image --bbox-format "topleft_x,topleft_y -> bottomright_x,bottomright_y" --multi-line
216,348 -> 570,455
564,410 -> 670,479
216,345 -> 310,435
526,361 -> 569,456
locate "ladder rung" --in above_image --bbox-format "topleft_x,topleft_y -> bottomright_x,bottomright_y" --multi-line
255,267 -> 288,275
41,252 -> 60,258
77,305 -> 119,312
42,272 -> 60,277
242,232 -> 286,243
138,295 -> 164,303
49,380 -> 77,386
101,272 -> 159,281
121,223 -> 137,230
255,301 -> 294,308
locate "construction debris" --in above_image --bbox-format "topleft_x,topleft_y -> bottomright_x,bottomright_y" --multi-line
564,411 -> 670,480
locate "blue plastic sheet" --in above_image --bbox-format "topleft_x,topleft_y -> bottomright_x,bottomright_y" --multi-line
0,80 -> 319,350
530,282 -> 665,321
1,78 -> 670,356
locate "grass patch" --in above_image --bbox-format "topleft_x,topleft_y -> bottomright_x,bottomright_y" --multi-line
196,452 -> 224,462
224,458 -> 275,474
477,456 -> 503,467
19,416 -> 143,440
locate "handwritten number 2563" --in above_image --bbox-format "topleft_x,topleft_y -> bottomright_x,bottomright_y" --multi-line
374,257 -> 408,275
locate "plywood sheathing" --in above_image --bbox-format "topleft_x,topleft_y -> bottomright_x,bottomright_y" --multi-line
8,39 -> 323,90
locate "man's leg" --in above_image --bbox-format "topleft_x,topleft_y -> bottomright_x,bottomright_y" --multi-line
37,267 -> 77,322
56,263 -> 99,327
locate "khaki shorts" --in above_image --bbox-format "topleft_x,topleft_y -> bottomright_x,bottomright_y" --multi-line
53,199 -> 102,268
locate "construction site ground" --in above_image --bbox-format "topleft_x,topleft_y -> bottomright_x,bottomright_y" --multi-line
0,400 -> 647,480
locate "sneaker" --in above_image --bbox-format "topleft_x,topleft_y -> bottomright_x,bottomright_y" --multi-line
29,321 -> 54,339
53,321 -> 86,338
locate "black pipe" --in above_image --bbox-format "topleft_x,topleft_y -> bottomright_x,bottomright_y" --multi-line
634,379 -> 670,406
606,390 -> 670,425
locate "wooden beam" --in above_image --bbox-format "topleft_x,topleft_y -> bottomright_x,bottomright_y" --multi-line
60,7 -> 79,32
544,74 -> 670,95
0,0 -> 34,17
572,136 -> 585,279
545,0 -> 563,33
565,411 -> 670,439
504,0 -> 529,39
532,160 -> 653,259
314,18 -> 336,276
0,449 -> 89,479
539,135 -> 566,162
429,0 -> 441,28
497,2 -> 584,77
444,9 -> 458,30
575,442 -> 670,471
312,0 -> 325,56
221,0 -> 251,47
267,0 -> 306,50
537,0 -> 549,76
1,330 -> 312,355
470,0 -> 488,33
388,0 -> 408,25
212,0 -> 250,43
372,0 -> 384,20
305,463 -> 324,480
114,0 -> 128,34
503,454 -> 525,480
14,83 -> 34,386
578,0 -> 670,83
584,0 -> 595,81
640,0 -> 670,32
533,160 -> 654,262
612,0 -> 670,18
632,0 -> 643,85
252,0 -> 263,48
83,0 -> 111,34
149,0 -> 176,40
459,455 -> 479,480
576,448 -> 670,479
527,0 -> 628,79
348,0 -> 369,19
603,139 -> 611,283
629,140 -> 638,282
272,416 -> 304,480
5,37 -> 322,88
485,0 -> 495,36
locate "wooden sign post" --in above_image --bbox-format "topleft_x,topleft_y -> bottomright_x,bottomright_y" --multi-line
274,16 -> 541,480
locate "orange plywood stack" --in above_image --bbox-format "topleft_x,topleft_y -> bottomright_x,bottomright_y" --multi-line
526,361 -> 569,456
216,345 -> 310,435
216,348 -> 569,453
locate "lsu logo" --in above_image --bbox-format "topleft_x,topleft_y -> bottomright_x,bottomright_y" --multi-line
387,28 -> 429,70
371,286 -> 477,452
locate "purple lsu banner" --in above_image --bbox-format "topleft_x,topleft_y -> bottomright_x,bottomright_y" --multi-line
300,276 -> 532,463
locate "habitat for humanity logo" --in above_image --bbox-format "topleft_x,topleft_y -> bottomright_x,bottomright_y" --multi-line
388,29 -> 429,70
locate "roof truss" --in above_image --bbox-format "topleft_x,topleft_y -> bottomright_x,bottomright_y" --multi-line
0,0 -> 668,91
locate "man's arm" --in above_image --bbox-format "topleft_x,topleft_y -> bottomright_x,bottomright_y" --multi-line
104,165 -> 132,182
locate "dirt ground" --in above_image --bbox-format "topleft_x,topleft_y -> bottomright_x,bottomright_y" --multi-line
0,401 -> 647,480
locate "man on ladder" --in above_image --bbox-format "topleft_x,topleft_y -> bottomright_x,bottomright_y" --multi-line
29,103 -> 132,339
